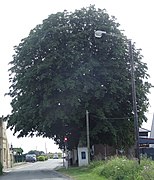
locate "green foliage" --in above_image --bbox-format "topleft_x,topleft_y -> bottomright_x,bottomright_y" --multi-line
58,166 -> 104,180
88,160 -> 104,169
7,5 -> 152,150
58,152 -> 62,158
94,157 -> 139,179
49,153 -> 53,159
14,154 -> 26,163
13,147 -> 23,155
37,156 -> 45,161
139,157 -> 154,179
28,150 -> 45,156
37,155 -> 48,161
0,162 -> 3,175
44,156 -> 48,160
58,157 -> 154,180
92,157 -> 154,180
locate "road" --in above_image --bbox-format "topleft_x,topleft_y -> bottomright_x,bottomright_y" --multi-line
1,159 -> 71,180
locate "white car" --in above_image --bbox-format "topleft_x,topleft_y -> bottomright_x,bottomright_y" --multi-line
53,153 -> 59,159
26,154 -> 37,162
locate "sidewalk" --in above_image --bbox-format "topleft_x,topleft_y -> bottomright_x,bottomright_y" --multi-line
3,162 -> 27,172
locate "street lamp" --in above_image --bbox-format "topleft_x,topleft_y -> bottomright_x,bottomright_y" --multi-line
94,30 -> 140,164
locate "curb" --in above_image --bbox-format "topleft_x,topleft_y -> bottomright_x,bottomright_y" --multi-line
53,169 -> 73,180
14,162 -> 27,167
54,165 -> 74,180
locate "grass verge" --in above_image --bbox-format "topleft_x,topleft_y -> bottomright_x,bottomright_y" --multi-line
57,156 -> 154,180
58,166 -> 106,180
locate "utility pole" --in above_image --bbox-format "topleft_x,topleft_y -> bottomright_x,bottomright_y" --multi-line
45,142 -> 47,155
86,110 -> 90,164
94,30 -> 140,164
129,40 -> 140,164
64,137 -> 68,169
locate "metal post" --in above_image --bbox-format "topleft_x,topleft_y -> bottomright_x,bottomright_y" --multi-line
62,150 -> 65,167
86,110 -> 90,164
10,144 -> 13,168
129,40 -> 140,164
63,136 -> 69,169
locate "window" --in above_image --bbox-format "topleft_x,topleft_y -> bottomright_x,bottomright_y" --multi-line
81,151 -> 86,159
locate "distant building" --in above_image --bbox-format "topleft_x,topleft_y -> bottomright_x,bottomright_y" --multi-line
139,127 -> 150,138
139,127 -> 151,148
0,117 -> 12,169
138,116 -> 154,159
138,117 -> 154,148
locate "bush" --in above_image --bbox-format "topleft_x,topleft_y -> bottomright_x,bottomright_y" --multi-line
92,156 -> 154,180
100,157 -> 139,179
49,154 -> 53,159
44,156 -> 48,160
37,155 -> 48,161
139,157 -> 154,180
37,156 -> 45,161
58,153 -> 62,158
89,160 -> 104,169
0,162 -> 3,175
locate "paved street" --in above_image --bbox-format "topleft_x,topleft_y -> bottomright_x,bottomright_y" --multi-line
1,159 -> 71,180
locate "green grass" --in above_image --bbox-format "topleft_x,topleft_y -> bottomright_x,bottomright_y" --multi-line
58,166 -> 106,180
57,156 -> 154,180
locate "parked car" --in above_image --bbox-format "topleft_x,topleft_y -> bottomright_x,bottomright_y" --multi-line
25,154 -> 37,162
53,153 -> 59,159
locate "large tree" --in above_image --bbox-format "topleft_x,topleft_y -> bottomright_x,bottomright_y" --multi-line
7,6 -> 151,150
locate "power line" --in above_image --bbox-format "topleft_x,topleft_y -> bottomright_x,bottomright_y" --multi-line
90,114 -> 132,120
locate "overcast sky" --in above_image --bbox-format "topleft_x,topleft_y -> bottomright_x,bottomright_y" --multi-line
0,0 -> 154,153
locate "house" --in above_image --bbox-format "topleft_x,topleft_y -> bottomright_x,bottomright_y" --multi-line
138,116 -> 154,147
139,127 -> 150,138
139,127 -> 151,147
138,115 -> 154,160
0,117 -> 13,169
150,113 -> 154,148
91,128 -> 152,160
69,122 -> 154,165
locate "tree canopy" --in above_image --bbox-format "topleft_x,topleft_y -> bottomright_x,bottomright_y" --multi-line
27,150 -> 45,155
7,6 -> 151,150
13,147 -> 23,155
